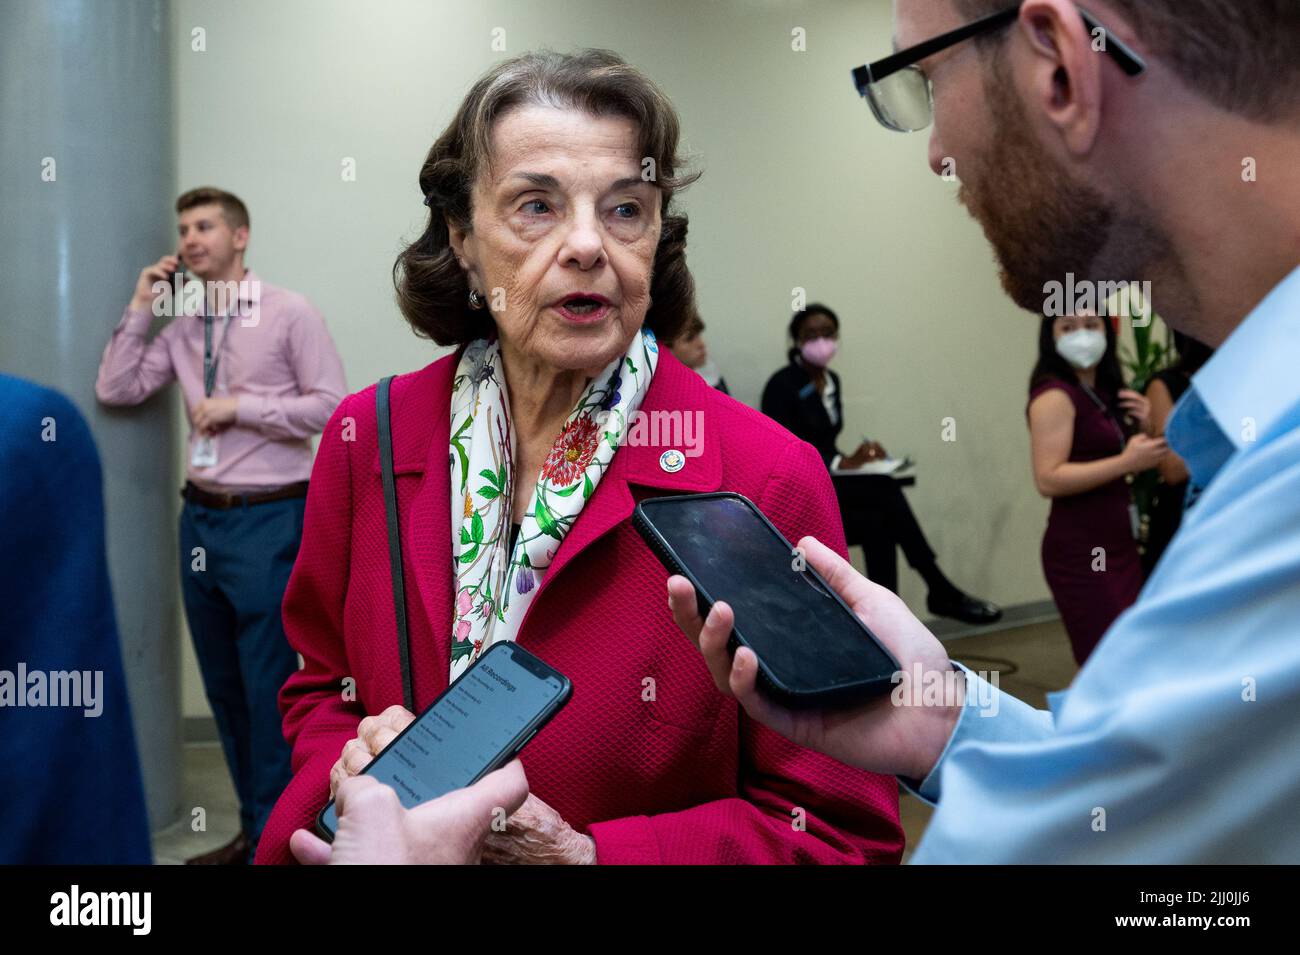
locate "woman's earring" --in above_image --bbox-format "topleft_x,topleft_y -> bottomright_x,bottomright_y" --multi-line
468,289 -> 485,310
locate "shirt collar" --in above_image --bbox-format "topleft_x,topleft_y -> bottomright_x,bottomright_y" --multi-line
189,267 -> 261,318
1166,264 -> 1300,489
238,268 -> 260,304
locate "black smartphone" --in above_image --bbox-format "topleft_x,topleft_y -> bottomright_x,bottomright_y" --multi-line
634,491 -> 900,709
315,641 -> 571,842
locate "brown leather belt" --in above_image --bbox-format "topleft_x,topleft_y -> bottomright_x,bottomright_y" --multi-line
181,480 -> 309,510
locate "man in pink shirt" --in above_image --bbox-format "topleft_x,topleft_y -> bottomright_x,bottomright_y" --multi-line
96,187 -> 346,864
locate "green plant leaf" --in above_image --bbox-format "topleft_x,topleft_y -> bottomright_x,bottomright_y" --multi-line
470,510 -> 484,543
535,497 -> 562,540
477,485 -> 499,500
459,526 -> 471,545
458,543 -> 479,563
479,467 -> 500,489
552,481 -> 580,497
452,441 -> 469,488
583,474 -> 594,500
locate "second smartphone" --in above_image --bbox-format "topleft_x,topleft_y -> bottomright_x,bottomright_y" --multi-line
634,491 -> 900,709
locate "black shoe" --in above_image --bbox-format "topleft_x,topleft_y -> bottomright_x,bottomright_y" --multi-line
927,590 -> 1003,626
186,830 -> 252,865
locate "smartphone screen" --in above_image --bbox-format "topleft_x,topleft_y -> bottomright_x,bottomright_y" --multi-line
316,641 -> 570,840
637,493 -> 898,703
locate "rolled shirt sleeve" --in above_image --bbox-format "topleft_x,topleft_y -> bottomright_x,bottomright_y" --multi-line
95,306 -> 177,406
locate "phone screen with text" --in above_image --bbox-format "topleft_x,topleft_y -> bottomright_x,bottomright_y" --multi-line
317,644 -> 566,838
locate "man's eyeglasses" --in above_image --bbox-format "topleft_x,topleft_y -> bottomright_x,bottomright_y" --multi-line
852,4 -> 1146,132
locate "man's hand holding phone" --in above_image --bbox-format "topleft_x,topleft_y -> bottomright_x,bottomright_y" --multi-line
289,761 -> 529,864
130,254 -> 182,313
667,534 -> 964,783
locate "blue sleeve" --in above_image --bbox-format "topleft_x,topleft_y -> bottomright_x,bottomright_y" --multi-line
0,375 -> 152,863
907,418 -> 1300,863
899,663 -> 1055,805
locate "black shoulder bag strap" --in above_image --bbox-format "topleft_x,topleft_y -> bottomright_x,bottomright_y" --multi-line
377,376 -> 415,711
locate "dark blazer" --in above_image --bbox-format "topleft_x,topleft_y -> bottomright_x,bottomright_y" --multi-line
761,359 -> 843,466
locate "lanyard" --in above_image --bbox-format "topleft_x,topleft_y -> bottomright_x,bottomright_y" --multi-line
203,312 -> 233,398
1078,381 -> 1127,455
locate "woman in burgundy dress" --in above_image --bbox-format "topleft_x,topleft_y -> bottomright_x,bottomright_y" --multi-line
1026,312 -> 1166,666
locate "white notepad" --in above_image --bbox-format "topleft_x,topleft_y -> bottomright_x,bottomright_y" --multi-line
831,457 -> 909,477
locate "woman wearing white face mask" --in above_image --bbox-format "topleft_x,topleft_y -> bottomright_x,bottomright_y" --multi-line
1027,311 -> 1167,666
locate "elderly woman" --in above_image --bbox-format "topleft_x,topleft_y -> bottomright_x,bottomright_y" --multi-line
255,49 -> 902,865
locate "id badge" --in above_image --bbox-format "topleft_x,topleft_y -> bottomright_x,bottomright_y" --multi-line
191,435 -> 219,468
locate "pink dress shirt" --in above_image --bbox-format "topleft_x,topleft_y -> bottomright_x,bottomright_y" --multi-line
95,269 -> 347,490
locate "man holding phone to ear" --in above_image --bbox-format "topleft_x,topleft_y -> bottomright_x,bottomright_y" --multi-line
96,186 -> 347,864
670,0 -> 1300,862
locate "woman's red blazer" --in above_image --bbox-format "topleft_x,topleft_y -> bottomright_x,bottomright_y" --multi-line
255,348 -> 903,864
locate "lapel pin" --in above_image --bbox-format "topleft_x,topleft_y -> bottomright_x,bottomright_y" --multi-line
659,449 -> 685,473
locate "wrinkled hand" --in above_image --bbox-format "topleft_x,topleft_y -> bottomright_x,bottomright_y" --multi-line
666,534 -> 963,782
481,792 -> 597,865
330,704 -> 416,798
191,397 -> 239,435
289,761 -> 529,864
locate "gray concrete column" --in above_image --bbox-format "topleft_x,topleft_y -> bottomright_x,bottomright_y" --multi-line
0,0 -> 181,831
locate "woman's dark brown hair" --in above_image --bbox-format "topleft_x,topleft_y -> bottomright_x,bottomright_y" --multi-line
393,48 -> 702,345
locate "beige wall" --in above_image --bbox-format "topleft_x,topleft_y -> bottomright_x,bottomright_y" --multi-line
171,0 -> 1051,717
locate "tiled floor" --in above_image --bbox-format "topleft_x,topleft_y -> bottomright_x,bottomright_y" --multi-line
152,742 -> 241,865
152,618 -> 1078,865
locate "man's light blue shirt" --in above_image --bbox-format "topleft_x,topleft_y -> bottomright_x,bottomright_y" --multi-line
908,265 -> 1300,863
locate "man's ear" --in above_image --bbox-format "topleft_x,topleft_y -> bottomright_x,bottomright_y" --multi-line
232,225 -> 249,253
1017,0 -> 1105,156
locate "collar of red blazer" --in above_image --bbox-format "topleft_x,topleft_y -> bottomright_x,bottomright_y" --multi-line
372,345 -> 723,626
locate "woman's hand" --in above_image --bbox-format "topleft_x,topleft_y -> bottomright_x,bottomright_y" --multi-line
1121,433 -> 1168,474
291,761 -> 530,865
667,535 -> 962,783
480,792 -> 598,865
330,704 -> 416,798
842,441 -> 887,468
1117,388 -> 1153,432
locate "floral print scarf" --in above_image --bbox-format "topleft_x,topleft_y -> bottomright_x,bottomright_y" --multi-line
447,328 -> 659,681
